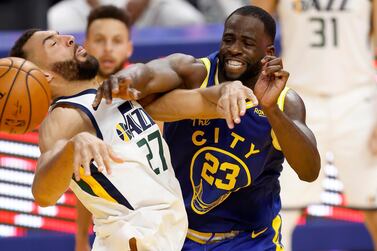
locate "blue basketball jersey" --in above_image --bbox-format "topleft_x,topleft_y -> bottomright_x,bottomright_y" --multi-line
164,52 -> 288,233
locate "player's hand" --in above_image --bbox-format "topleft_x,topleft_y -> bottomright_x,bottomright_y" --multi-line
92,74 -> 141,108
254,56 -> 289,110
217,80 -> 258,129
69,132 -> 125,181
369,123 -> 377,155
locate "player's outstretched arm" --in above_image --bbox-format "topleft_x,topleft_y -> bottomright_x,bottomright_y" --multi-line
92,53 -> 207,107
145,81 -> 258,129
32,108 -> 124,207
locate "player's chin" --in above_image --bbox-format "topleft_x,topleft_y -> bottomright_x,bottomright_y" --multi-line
225,71 -> 243,81
99,68 -> 116,78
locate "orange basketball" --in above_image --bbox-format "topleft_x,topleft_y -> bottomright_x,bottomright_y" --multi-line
0,57 -> 51,134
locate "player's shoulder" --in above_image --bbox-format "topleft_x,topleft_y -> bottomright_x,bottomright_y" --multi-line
40,106 -> 89,144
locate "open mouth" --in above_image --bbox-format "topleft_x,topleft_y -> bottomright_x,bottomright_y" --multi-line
225,59 -> 246,73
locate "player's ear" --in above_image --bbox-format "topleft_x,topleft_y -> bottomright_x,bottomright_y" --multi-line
42,71 -> 54,83
266,45 -> 275,56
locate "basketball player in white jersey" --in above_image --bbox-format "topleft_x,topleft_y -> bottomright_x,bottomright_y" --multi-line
253,0 -> 377,250
9,29 -> 257,251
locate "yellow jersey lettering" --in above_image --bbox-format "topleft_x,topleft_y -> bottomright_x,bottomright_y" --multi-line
214,127 -> 219,143
192,130 -> 207,146
198,119 -> 211,126
245,143 -> 260,158
230,132 -> 245,149
214,162 -> 240,190
201,152 -> 220,185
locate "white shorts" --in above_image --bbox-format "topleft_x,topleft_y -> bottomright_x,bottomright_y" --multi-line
280,86 -> 377,209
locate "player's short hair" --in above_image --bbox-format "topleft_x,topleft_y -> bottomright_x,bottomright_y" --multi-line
225,5 -> 276,42
87,5 -> 131,34
9,28 -> 40,59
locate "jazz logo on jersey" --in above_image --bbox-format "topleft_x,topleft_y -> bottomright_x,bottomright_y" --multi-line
190,146 -> 251,214
293,0 -> 348,12
116,101 -> 155,142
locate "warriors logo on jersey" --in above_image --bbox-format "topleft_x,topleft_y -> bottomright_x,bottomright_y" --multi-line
190,146 -> 251,214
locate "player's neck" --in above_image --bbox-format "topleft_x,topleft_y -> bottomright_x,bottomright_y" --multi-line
50,78 -> 100,99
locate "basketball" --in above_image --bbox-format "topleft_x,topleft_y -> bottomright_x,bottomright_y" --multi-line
0,57 -> 51,134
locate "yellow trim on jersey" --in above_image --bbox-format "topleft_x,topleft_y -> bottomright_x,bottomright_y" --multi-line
246,101 -> 257,109
277,87 -> 290,111
214,61 -> 219,85
271,87 -> 290,151
199,58 -> 211,88
78,167 -> 118,204
186,228 -> 241,244
272,215 -> 284,251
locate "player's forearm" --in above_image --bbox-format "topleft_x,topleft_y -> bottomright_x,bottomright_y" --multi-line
264,105 -> 320,182
145,89 -> 219,121
124,61 -> 184,99
32,140 -> 75,207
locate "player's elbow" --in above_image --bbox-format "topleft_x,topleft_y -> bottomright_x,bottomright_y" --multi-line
298,157 -> 321,182
32,184 -> 58,207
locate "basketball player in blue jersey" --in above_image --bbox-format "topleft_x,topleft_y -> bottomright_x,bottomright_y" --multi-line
94,5 -> 321,251
9,29 -> 257,250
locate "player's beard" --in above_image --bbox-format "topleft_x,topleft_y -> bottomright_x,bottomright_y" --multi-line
51,55 -> 99,81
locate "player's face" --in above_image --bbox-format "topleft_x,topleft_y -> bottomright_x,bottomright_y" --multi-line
219,15 -> 271,82
85,19 -> 133,78
24,30 -> 98,81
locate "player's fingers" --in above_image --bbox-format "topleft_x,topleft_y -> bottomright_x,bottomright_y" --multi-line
237,97 -> 246,117
93,153 -> 105,173
230,93 -> 240,124
261,55 -> 275,64
262,65 -> 283,75
92,85 -> 104,109
129,89 -> 141,100
245,88 -> 258,107
103,79 -> 113,104
110,75 -> 119,94
264,57 -> 282,66
73,154 -> 81,181
80,149 -> 91,176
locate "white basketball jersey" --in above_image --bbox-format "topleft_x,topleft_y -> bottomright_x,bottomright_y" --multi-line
277,0 -> 375,96
52,89 -> 187,251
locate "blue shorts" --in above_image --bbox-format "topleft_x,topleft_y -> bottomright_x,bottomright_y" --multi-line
182,215 -> 284,251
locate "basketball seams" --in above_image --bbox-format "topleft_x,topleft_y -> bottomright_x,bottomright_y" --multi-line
24,71 -> 32,134
0,59 -> 13,78
0,59 -> 27,132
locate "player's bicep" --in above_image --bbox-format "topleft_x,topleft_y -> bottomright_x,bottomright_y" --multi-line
166,54 -> 208,89
283,90 -> 317,145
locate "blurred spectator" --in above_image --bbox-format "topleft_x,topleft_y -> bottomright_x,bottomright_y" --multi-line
190,0 -> 248,23
0,0 -> 49,30
253,1 -> 377,250
47,0 -> 206,33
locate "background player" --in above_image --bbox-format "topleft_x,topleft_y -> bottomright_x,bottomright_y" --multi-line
252,1 -> 377,250
94,6 -> 321,250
